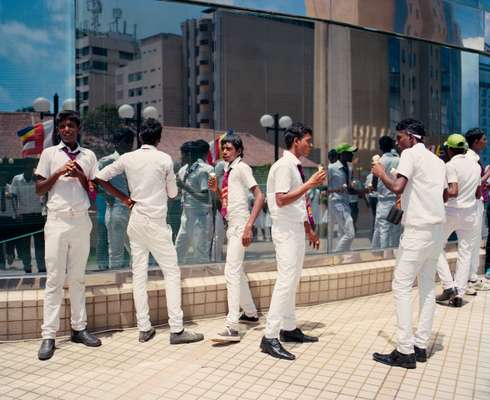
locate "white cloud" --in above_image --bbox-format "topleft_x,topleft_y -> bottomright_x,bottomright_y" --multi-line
462,36 -> 484,51
0,86 -> 14,105
0,21 -> 51,63
0,21 -> 50,45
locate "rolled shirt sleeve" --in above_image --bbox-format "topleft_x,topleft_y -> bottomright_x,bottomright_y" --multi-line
240,164 -> 258,190
35,149 -> 51,179
166,167 -> 178,199
445,163 -> 457,184
96,156 -> 125,182
397,150 -> 414,180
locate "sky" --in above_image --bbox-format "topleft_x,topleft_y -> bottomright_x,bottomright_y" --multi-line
0,0 -> 75,111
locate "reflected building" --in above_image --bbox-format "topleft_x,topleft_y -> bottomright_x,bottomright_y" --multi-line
76,31 -> 138,114
479,58 -> 490,166
182,10 -> 314,140
115,33 -> 185,126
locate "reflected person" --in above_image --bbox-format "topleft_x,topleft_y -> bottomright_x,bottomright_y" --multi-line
175,140 -> 213,263
327,144 -> 357,253
10,161 -> 45,273
98,127 -> 135,269
372,136 -> 401,250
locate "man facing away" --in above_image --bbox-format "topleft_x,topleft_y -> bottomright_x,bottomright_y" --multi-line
260,123 -> 326,360
95,118 -> 204,344
435,134 -> 481,307
97,127 -> 135,269
464,128 -> 489,293
175,140 -> 213,263
208,134 -> 264,342
372,136 -> 401,250
35,110 -> 102,361
371,119 -> 446,369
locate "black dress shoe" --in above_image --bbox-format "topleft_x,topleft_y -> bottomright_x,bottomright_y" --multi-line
139,327 -> 156,343
38,339 -> 55,361
450,296 -> 463,308
260,337 -> 295,360
436,288 -> 456,303
372,349 -> 416,369
280,328 -> 319,343
414,346 -> 427,363
71,329 -> 102,347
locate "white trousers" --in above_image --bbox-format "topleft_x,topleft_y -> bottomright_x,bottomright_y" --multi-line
393,224 -> 443,354
224,220 -> 258,330
127,213 -> 183,333
330,201 -> 355,253
469,200 -> 484,281
105,205 -> 130,268
436,206 -> 478,295
265,221 -> 305,339
372,199 -> 401,250
42,212 -> 92,339
175,207 -> 212,263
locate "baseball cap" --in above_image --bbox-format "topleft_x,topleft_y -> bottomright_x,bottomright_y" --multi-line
335,143 -> 358,154
444,134 -> 467,149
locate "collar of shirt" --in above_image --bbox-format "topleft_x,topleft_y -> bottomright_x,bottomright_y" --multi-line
466,148 -> 480,162
57,141 -> 82,153
283,150 -> 301,166
140,144 -> 157,150
224,156 -> 241,172
450,154 -> 466,162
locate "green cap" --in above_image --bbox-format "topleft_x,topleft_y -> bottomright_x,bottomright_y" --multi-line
335,143 -> 358,154
444,134 -> 467,149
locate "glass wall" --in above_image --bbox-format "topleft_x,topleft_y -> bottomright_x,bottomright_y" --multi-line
0,0 -> 488,279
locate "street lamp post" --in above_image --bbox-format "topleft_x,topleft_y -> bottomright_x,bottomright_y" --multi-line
118,103 -> 159,147
33,95 -> 76,145
260,113 -> 293,161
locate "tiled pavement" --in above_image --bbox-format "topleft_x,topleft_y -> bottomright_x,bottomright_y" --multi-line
0,288 -> 489,400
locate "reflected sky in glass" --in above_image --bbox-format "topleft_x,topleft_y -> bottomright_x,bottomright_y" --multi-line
0,0 -> 75,111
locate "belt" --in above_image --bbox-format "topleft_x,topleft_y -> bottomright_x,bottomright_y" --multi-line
48,210 -> 88,217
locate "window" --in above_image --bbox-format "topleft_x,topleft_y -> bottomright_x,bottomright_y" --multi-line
81,61 -> 90,71
92,61 -> 107,71
80,46 -> 89,56
82,91 -> 89,100
91,46 -> 107,56
119,51 -> 134,60
83,77 -> 89,85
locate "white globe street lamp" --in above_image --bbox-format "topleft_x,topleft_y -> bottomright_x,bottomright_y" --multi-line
33,97 -> 51,113
61,98 -> 76,111
118,104 -> 135,120
259,113 -> 293,161
142,106 -> 159,120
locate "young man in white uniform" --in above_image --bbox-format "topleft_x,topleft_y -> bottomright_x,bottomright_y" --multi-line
95,119 -> 204,345
464,128 -> 489,293
435,134 -> 481,307
261,123 -> 326,360
372,119 -> 446,369
35,111 -> 102,360
208,134 -> 264,342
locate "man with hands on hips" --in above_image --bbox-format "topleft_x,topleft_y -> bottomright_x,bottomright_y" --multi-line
260,122 -> 326,360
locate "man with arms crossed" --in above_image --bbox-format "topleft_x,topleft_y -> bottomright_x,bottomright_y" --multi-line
261,123 -> 326,360
208,134 -> 264,342
36,110 -> 101,360
436,134 -> 481,307
371,119 -> 446,369
95,119 -> 204,344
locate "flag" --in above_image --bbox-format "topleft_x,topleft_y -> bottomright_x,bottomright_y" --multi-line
207,128 -> 234,165
17,120 -> 54,157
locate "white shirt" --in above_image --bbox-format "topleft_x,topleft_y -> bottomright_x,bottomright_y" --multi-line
267,150 -> 306,224
10,174 -> 43,214
328,160 -> 351,203
377,152 -> 399,200
35,142 -> 98,213
466,148 -> 484,201
224,156 -> 258,222
98,151 -> 129,208
445,154 -> 481,209
397,143 -> 446,227
96,144 -> 177,219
